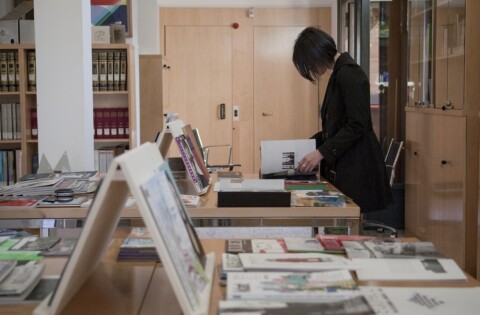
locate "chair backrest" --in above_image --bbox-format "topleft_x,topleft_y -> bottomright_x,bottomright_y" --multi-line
384,138 -> 403,186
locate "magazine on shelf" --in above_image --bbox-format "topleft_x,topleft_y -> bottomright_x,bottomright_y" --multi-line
238,253 -> 354,272
10,235 -> 60,251
352,258 -> 467,281
0,260 -> 16,283
226,269 -> 360,301
316,235 -> 378,253
0,264 -> 45,303
34,142 -> 215,315
0,196 -> 45,208
40,238 -> 77,257
167,119 -> 209,195
218,296 -> 375,315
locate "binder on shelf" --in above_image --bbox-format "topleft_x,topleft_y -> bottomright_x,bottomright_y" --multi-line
0,51 -> 8,92
30,107 -> 37,139
102,108 -> 111,138
7,51 -> 15,92
106,50 -> 114,91
113,50 -> 120,91
117,108 -> 126,138
98,50 -> 107,91
92,50 -> 99,92
110,108 -> 118,138
27,50 -> 36,92
119,50 -> 127,91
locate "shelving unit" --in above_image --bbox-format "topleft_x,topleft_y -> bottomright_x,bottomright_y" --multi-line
0,43 -> 137,181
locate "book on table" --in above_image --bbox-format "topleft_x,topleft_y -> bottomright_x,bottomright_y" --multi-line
343,240 -> 444,259
238,253 -> 354,272
352,258 -> 467,281
218,296 -> 375,315
10,235 -> 60,252
361,286 -> 480,315
226,269 -> 360,301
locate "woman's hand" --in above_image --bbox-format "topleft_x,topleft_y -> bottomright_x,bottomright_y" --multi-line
297,150 -> 323,173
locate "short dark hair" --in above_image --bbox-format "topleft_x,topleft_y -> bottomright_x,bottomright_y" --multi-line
292,27 -> 337,82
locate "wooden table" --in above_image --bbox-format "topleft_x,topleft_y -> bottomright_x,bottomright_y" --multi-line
1,233 -> 479,315
0,175 -> 361,234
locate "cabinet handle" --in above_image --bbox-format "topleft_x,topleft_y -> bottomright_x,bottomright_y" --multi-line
441,160 -> 448,165
262,112 -> 275,116
442,100 -> 453,111
413,151 -> 418,156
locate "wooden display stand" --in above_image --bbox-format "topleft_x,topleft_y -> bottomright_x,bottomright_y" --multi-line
34,143 -> 215,315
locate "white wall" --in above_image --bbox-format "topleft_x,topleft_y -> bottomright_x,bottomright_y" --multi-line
35,0 -> 94,171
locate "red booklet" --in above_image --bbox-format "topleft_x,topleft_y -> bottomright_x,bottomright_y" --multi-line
0,197 -> 44,208
316,234 -> 377,252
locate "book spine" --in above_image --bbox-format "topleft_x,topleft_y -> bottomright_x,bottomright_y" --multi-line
14,52 -> 19,92
95,108 -> 104,139
110,108 -> 118,138
15,103 -> 20,140
113,50 -> 120,91
15,149 -> 22,182
103,108 -> 111,139
107,50 -> 114,91
7,52 -> 15,92
30,107 -> 37,139
98,50 -> 107,91
183,132 -> 209,187
175,135 -> 201,193
119,51 -> 127,91
92,50 -> 99,92
117,107 -> 125,138
0,52 -> 7,92
27,51 -> 36,92
123,108 -> 129,136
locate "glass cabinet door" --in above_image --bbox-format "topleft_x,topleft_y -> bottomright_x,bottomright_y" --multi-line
407,0 -> 433,107
434,0 -> 465,110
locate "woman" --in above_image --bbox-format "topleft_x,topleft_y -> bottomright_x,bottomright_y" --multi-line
292,27 -> 392,213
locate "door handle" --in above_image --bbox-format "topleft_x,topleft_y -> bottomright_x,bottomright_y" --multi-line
262,112 -> 275,116
218,103 -> 226,120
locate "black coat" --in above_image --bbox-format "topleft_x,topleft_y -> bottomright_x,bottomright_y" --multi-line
312,53 -> 392,212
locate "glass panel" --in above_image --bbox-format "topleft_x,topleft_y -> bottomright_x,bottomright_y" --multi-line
370,1 -> 389,141
407,0 -> 433,107
434,0 -> 465,109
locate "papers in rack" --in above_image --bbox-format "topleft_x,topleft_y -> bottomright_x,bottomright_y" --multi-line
352,258 -> 467,281
260,139 -> 316,175
226,269 -> 360,301
361,286 -> 480,315
238,253 -> 354,272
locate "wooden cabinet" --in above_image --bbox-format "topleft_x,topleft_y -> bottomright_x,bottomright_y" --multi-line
405,109 -> 477,273
0,44 -> 136,181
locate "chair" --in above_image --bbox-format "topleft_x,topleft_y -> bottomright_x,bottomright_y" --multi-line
192,128 -> 241,173
362,138 -> 404,238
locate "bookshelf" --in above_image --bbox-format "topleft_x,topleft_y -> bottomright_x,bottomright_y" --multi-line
0,43 -> 137,182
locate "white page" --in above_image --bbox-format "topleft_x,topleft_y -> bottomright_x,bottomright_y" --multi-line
361,286 -> 480,315
260,139 -> 316,174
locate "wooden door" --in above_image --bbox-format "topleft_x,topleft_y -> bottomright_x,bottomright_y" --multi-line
254,26 -> 320,172
164,26 -> 233,165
